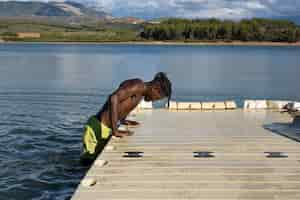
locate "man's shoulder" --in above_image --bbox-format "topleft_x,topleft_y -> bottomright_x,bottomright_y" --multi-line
119,78 -> 145,88
124,78 -> 144,84
116,79 -> 145,97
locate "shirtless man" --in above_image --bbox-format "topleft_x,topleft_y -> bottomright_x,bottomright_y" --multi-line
80,72 -> 172,163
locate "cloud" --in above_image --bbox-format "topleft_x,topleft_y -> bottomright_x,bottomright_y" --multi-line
90,0 -> 300,19
1,0 -> 300,19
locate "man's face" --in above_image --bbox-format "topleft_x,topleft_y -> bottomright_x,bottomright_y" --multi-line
145,85 -> 164,102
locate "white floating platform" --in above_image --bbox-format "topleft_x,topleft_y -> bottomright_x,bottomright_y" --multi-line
167,101 -> 237,111
244,100 -> 268,109
72,109 -> 300,200
244,100 -> 294,111
268,101 -> 291,110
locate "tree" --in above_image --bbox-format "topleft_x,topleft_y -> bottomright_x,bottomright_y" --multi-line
208,25 -> 218,41
287,28 -> 297,43
297,29 -> 300,41
140,18 -> 299,43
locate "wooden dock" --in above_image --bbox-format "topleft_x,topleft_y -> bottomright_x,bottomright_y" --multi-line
72,109 -> 300,200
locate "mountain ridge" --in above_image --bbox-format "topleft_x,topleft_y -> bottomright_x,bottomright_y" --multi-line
0,1 -> 109,18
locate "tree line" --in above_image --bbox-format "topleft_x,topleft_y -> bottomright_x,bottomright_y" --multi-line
141,18 -> 300,42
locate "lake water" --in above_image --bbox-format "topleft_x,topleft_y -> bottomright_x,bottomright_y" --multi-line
0,43 -> 300,199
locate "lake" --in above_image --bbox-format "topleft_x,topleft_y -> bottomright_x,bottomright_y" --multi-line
0,43 -> 299,199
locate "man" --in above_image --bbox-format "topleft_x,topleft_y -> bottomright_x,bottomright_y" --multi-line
80,72 -> 172,164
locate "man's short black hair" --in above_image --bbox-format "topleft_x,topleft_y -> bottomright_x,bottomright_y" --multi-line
153,72 -> 172,107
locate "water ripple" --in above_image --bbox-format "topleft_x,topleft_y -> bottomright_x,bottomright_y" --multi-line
0,111 -> 90,200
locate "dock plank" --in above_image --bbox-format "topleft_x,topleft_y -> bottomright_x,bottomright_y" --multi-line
71,110 -> 300,200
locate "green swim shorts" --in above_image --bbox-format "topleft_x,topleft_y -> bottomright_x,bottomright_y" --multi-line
80,116 -> 112,162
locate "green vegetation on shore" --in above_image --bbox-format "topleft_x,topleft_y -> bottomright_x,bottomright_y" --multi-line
2,30 -> 138,42
1,18 -> 300,43
141,18 -> 300,43
0,19 -> 140,42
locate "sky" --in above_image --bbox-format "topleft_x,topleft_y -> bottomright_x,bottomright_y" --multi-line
1,0 -> 300,20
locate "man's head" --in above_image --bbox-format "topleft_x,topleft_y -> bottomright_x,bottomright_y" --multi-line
145,72 -> 172,107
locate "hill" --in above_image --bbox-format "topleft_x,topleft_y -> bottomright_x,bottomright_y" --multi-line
0,1 -> 108,18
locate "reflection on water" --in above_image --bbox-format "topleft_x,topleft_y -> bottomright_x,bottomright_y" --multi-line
0,44 -> 300,199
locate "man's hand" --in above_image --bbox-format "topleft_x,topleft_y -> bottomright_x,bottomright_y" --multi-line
113,130 -> 134,138
121,120 -> 140,127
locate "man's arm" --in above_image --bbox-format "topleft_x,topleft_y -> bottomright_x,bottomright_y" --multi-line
120,109 -> 140,127
109,79 -> 144,136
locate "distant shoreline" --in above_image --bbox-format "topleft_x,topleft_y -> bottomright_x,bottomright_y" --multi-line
1,40 -> 300,46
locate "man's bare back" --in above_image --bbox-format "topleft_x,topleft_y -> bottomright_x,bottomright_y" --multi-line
81,72 -> 172,163
97,79 -> 146,137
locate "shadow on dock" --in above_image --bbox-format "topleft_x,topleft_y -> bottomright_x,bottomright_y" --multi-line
264,118 -> 300,143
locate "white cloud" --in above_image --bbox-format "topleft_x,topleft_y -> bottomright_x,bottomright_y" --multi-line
245,1 -> 266,10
